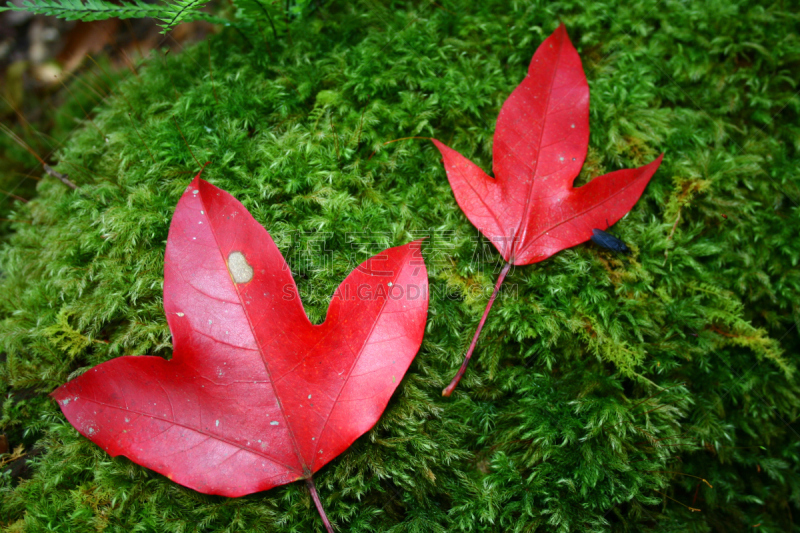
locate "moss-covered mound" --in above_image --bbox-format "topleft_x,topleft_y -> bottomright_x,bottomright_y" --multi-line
2,1 -> 799,531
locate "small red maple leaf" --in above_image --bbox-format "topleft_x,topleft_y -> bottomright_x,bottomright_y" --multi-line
52,175 -> 428,531
433,24 -> 662,395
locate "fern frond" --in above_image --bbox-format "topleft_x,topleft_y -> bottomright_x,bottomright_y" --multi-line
158,0 -> 209,34
0,0 -> 231,34
0,0 -> 162,21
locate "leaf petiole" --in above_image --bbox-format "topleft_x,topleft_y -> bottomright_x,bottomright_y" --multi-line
306,476 -> 334,533
442,261 -> 511,396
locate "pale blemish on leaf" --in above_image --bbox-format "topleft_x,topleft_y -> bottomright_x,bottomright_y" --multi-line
227,251 -> 254,284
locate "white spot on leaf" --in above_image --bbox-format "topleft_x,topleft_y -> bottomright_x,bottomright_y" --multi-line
227,251 -> 254,283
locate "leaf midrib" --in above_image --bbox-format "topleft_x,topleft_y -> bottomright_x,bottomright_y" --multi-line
203,192 -> 310,475
509,35 -> 563,262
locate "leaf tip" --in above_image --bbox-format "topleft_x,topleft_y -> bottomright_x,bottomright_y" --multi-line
551,21 -> 570,43
644,152 -> 665,175
188,174 -> 204,189
430,138 -> 446,152
188,162 -> 212,188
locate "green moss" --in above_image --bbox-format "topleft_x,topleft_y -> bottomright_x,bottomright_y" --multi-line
1,1 -> 799,531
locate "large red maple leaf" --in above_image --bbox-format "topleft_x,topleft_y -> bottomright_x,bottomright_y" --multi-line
433,24 -> 662,395
52,175 -> 428,531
